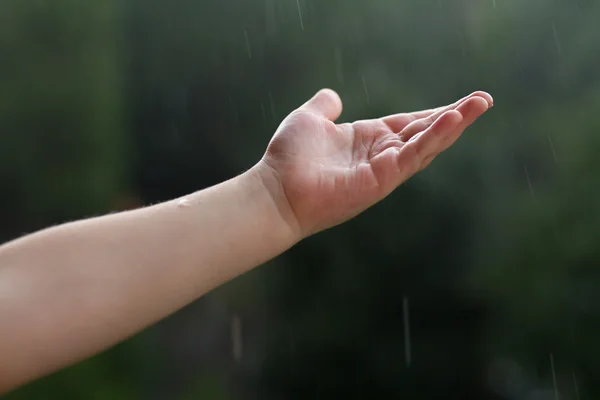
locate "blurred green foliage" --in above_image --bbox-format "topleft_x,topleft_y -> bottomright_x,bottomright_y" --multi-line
2,0 -> 600,398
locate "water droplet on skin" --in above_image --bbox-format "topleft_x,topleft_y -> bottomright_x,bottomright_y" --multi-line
178,198 -> 191,208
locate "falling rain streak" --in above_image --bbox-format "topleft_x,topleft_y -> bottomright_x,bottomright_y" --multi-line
552,22 -> 562,55
551,353 -> 559,400
548,136 -> 558,163
296,0 -> 304,30
361,75 -> 370,104
403,296 -> 412,367
573,371 -> 580,400
260,103 -> 267,120
228,95 -> 239,122
524,164 -> 534,199
334,46 -> 344,84
268,92 -> 276,121
232,314 -> 243,363
244,30 -> 252,59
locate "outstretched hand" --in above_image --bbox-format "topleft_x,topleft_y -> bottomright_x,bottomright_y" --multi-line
258,89 -> 493,237
0,84 -> 492,394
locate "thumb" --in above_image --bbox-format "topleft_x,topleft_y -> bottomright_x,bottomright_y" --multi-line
299,89 -> 343,122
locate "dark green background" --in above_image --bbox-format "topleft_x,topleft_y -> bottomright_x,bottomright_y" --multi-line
2,0 -> 600,398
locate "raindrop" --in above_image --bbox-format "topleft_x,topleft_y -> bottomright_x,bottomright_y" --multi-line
403,296 -> 412,367
177,198 -> 191,208
265,0 -> 277,35
548,136 -> 558,163
458,32 -> 467,57
334,46 -> 344,84
516,59 -> 525,78
231,314 -> 243,363
244,29 -> 252,59
524,164 -> 534,199
551,22 -> 562,56
361,74 -> 370,105
492,0 -> 497,9
573,371 -> 580,400
260,103 -> 267,120
268,91 -> 277,121
296,0 -> 305,31
289,324 -> 296,354
550,353 -> 559,400
228,95 -> 239,122
168,123 -> 181,146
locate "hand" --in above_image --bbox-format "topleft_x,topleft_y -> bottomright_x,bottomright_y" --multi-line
257,89 -> 493,238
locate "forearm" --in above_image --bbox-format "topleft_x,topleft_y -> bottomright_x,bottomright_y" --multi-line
0,164 -> 298,393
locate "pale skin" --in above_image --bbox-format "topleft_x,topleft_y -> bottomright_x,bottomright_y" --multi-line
0,89 -> 492,394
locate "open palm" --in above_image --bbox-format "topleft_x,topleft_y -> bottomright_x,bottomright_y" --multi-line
260,89 -> 493,237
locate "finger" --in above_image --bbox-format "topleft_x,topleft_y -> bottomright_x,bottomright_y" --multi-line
298,88 -> 343,122
398,94 -> 489,142
404,96 -> 489,166
416,99 -> 488,172
454,95 -> 490,130
382,91 -> 493,133
411,91 -> 493,120
421,96 -> 489,157
398,110 -> 463,171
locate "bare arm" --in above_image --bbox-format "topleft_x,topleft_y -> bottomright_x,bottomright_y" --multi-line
0,89 -> 492,394
0,165 -> 295,393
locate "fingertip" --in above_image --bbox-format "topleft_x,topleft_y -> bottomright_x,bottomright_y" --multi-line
457,96 -> 489,121
321,88 -> 343,113
469,91 -> 494,107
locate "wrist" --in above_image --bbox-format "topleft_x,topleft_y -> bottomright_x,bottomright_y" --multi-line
248,160 -> 304,244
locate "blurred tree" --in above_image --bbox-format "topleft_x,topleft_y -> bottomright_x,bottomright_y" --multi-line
0,1 -> 128,238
